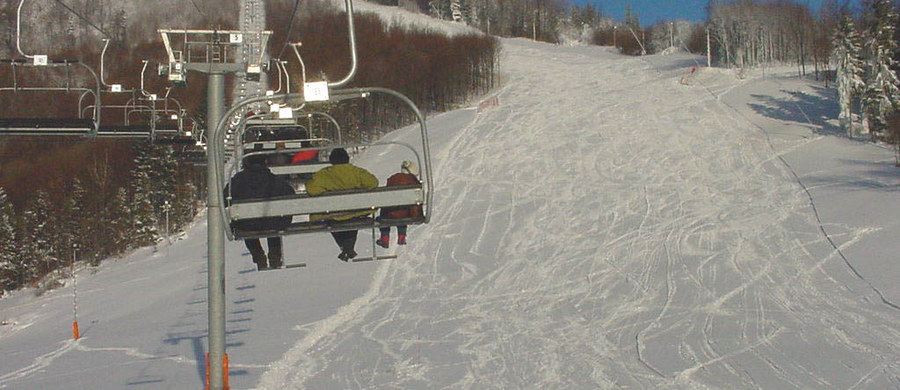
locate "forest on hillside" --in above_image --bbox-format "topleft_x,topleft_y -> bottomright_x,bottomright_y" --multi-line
265,0 -> 498,138
0,0 -> 498,294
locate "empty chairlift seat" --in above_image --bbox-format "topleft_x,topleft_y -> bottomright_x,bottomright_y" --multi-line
0,118 -> 95,135
96,123 -> 182,138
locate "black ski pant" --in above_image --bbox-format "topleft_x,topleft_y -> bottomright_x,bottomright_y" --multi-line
330,230 -> 358,253
244,237 -> 283,262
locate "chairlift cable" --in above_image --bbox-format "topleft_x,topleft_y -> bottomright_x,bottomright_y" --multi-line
188,0 -> 207,19
277,0 -> 302,59
51,0 -> 111,38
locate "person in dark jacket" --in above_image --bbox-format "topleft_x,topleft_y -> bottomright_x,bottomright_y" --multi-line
306,148 -> 378,261
376,160 -> 422,248
225,154 -> 295,269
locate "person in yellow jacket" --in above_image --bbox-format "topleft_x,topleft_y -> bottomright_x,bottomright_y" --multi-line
306,148 -> 378,261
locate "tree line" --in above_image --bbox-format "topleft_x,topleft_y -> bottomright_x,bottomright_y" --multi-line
0,141 -> 203,294
576,0 -> 900,162
419,0 -> 604,44
705,0 -> 900,161
833,0 -> 900,161
265,0 -> 500,139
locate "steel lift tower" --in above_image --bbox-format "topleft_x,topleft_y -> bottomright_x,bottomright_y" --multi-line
158,28 -> 271,390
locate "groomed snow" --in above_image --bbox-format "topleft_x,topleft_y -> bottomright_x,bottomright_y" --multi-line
2,10 -> 899,390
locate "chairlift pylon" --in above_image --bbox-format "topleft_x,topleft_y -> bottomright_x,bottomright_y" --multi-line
154,0 -> 432,387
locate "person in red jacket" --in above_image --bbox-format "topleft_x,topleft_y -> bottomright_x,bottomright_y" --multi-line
290,148 -> 318,164
376,160 -> 422,248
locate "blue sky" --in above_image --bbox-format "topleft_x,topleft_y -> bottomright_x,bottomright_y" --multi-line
576,0 -> 863,26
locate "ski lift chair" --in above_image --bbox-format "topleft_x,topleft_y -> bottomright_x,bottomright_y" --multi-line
235,116 -> 336,181
0,59 -> 101,136
226,153 -> 426,240
217,88 -> 432,263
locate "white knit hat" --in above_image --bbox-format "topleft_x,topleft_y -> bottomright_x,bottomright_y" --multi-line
401,160 -> 419,176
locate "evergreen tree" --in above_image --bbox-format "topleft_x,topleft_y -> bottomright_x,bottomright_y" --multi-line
173,181 -> 198,232
0,188 -> 22,293
833,15 -> 865,136
571,3 -> 595,28
149,144 -> 179,232
110,187 -> 132,255
130,142 -> 159,246
22,190 -> 59,280
862,0 -> 900,139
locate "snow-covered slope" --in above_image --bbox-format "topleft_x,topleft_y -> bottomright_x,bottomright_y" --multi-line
336,0 -> 480,37
2,10 -> 900,390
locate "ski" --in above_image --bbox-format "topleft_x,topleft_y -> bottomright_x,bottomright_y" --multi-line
258,262 -> 307,271
350,255 -> 397,263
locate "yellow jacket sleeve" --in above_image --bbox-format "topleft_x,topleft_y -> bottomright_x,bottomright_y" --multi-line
306,164 -> 378,196
358,167 -> 378,190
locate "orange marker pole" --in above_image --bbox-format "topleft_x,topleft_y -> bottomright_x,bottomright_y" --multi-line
204,353 -> 210,390
71,245 -> 79,340
204,353 -> 229,390
223,354 -> 229,390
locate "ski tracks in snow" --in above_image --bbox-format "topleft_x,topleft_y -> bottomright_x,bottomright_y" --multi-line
269,40 -> 900,389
